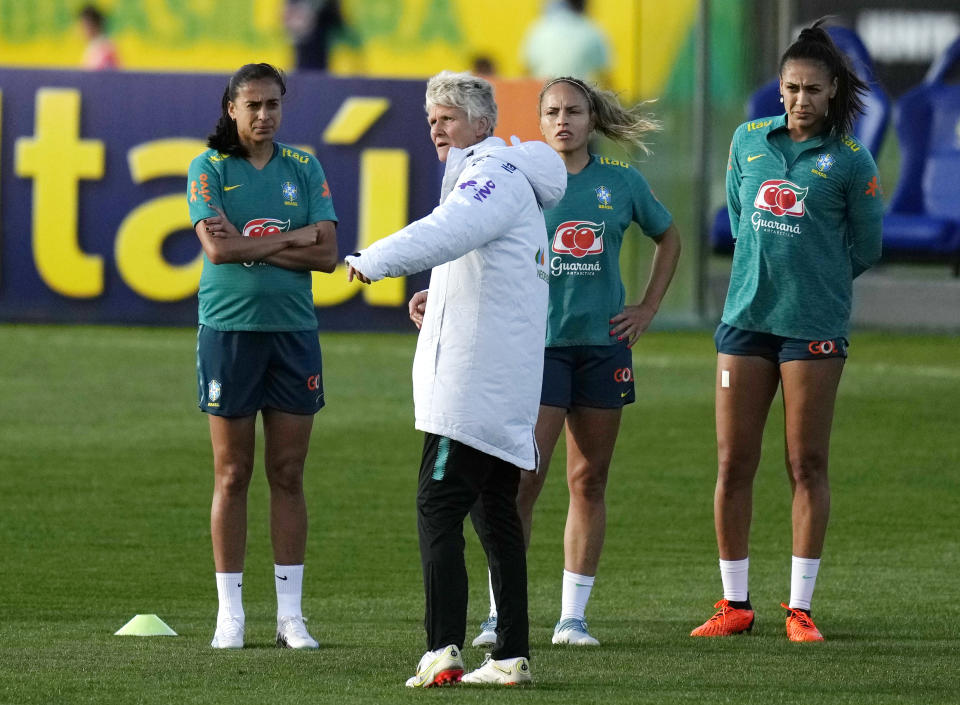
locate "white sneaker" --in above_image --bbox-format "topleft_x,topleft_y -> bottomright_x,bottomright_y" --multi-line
462,654 -> 531,685
210,616 -> 244,649
404,644 -> 464,687
276,615 -> 319,649
471,616 -> 498,647
552,617 -> 600,646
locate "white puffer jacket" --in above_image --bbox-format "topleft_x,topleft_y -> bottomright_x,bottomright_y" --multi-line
345,136 -> 566,469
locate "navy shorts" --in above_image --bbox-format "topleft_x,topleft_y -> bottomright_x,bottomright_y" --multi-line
714,322 -> 848,364
541,342 -> 635,409
196,326 -> 324,417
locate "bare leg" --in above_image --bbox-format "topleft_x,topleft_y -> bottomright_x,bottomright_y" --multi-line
262,408 -> 315,565
714,354 -> 780,560
562,406 -> 622,576
779,358 -> 844,558
209,414 -> 257,572
516,404 -> 567,548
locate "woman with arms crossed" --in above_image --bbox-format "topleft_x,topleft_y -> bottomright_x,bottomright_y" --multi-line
458,76 -> 681,647
690,21 -> 882,642
187,63 -> 338,649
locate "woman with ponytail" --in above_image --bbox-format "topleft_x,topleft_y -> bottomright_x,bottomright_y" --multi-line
690,20 -> 883,642
461,76 -> 681,648
187,63 -> 339,651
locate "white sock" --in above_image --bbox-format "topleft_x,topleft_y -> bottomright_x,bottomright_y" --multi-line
719,558 -> 749,603
487,569 -> 498,620
275,564 -> 304,619
216,572 -> 244,623
560,569 -> 595,621
789,556 -> 821,611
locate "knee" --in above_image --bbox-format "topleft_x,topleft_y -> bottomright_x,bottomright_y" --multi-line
215,461 -> 253,496
567,464 -> 607,503
786,450 -> 829,489
516,471 -> 544,512
716,447 -> 759,493
266,458 -> 305,495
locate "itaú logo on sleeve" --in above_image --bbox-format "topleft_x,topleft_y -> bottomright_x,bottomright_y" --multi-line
753,180 -> 809,217
552,220 -> 605,258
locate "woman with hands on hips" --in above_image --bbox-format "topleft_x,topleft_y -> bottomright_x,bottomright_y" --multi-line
446,75 -> 681,648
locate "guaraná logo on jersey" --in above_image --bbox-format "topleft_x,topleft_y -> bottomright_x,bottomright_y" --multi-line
753,180 -> 809,217
552,220 -> 605,258
242,217 -> 291,238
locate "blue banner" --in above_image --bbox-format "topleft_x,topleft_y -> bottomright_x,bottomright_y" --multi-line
0,68 -> 439,328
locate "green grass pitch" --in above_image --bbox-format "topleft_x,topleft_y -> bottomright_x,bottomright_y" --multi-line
0,325 -> 957,704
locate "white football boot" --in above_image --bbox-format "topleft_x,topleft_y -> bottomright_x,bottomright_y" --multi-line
471,616 -> 498,647
461,655 -> 532,685
552,617 -> 600,646
210,616 -> 244,649
276,615 -> 319,649
404,644 -> 464,687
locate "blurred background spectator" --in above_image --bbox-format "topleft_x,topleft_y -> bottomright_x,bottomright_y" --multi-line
285,0 -> 346,72
78,3 -> 119,70
471,55 -> 498,79
521,0 -> 610,84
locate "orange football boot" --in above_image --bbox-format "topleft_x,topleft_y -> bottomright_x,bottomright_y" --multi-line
781,603 -> 824,642
690,599 -> 755,637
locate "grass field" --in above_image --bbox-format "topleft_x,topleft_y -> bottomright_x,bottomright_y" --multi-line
0,325 -> 958,704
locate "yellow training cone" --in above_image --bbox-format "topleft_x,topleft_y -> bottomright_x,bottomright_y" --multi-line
114,614 -> 177,636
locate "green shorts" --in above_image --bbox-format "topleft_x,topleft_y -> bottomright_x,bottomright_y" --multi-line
196,325 -> 324,417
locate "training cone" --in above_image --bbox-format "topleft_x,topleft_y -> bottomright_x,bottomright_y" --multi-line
114,614 -> 178,636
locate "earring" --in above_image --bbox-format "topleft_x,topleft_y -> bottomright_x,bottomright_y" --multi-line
779,95 -> 784,103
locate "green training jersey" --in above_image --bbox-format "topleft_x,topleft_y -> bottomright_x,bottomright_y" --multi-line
546,155 -> 673,347
724,114 -> 883,339
187,142 -> 337,332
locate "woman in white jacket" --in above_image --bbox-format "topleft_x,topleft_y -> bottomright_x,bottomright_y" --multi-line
345,71 -> 566,687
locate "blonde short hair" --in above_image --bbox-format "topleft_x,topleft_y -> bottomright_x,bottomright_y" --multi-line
425,70 -> 498,136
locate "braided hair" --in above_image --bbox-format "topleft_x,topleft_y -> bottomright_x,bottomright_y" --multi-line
207,63 -> 287,158
779,19 -> 867,138
538,76 -> 660,155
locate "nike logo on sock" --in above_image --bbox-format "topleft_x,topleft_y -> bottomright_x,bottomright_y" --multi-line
276,575 -> 288,581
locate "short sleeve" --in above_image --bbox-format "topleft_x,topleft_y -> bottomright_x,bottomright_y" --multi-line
628,167 -> 673,237
187,153 -> 223,226
306,157 -> 338,224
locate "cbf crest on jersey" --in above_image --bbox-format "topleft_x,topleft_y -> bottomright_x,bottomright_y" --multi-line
595,185 -> 613,210
282,181 -> 299,204
816,154 -> 835,172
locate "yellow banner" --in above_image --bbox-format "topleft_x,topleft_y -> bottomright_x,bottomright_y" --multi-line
0,0 -> 696,98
